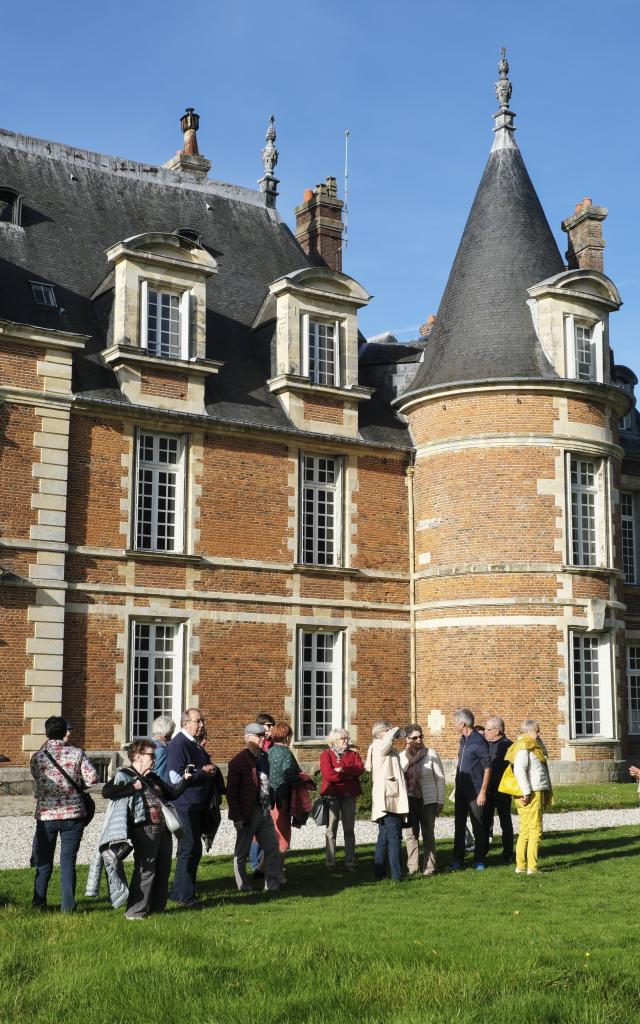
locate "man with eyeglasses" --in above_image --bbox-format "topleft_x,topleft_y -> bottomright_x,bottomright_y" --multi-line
167,707 -> 216,906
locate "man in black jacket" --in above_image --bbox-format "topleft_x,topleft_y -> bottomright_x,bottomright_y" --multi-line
482,715 -> 514,864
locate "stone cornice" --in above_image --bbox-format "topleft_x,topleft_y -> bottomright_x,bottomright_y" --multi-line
102,343 -> 223,377
266,373 -> 372,403
396,378 -> 630,417
0,318 -> 88,351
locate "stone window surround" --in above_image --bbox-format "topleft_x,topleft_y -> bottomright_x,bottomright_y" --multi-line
298,451 -> 343,568
569,628 -> 615,741
133,428 -> 187,555
565,451 -> 613,569
565,313 -> 604,384
296,626 -> 344,743
128,616 -> 186,741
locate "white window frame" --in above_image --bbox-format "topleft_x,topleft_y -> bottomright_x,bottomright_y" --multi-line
566,452 -> 611,567
564,314 -> 603,383
296,628 -> 344,741
298,452 -> 343,566
31,282 -> 57,307
570,630 -> 614,740
621,491 -> 638,585
627,645 -> 640,736
140,280 -> 191,360
133,431 -> 186,553
129,619 -> 184,740
301,313 -> 341,387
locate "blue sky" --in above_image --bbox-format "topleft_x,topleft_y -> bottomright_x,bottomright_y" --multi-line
4,0 -> 640,367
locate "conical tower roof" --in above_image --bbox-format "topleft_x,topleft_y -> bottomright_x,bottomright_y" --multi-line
404,51 -> 564,399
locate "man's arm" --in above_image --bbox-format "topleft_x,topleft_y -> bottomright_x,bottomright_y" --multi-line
476,767 -> 491,807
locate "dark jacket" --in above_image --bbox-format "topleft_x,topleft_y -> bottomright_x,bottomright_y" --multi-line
226,748 -> 271,822
166,731 -> 213,809
456,729 -> 491,796
319,748 -> 364,798
487,735 -> 512,792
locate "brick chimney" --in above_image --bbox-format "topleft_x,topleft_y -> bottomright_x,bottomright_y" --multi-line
294,178 -> 344,272
163,107 -> 211,176
419,314 -> 436,337
561,198 -> 607,272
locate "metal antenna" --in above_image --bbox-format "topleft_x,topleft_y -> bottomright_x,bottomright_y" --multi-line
344,129 -> 350,252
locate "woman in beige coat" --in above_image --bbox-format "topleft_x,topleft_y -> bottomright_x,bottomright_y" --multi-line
364,720 -> 409,881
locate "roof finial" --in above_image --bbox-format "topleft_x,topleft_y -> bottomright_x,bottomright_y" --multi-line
258,115 -> 280,210
180,107 -> 200,156
492,48 -> 517,152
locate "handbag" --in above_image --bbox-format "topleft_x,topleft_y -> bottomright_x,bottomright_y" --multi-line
311,796 -> 330,827
44,750 -> 96,824
497,763 -> 522,798
132,768 -> 185,838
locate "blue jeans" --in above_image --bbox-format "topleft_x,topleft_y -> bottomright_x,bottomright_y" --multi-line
32,818 -> 84,912
169,804 -> 203,903
250,840 -> 262,872
374,813 -> 404,880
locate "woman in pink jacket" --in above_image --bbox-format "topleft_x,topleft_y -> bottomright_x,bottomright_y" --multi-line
319,729 -> 364,872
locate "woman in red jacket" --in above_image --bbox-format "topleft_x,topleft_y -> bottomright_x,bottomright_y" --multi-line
319,729 -> 364,872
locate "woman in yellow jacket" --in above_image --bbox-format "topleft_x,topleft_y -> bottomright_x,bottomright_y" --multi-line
501,719 -> 552,875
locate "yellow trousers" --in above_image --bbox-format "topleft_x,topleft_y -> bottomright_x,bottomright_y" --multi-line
515,791 -> 544,872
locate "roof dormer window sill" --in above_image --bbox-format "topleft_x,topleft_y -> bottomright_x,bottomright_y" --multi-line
102,343 -> 223,377
267,373 -> 372,403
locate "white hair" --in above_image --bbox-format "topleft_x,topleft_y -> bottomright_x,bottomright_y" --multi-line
454,708 -> 474,728
327,728 -> 349,746
372,720 -> 391,738
152,716 -> 175,739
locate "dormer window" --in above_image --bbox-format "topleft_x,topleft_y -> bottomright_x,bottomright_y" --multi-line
140,282 -> 190,360
564,314 -> 603,383
0,187 -> 22,226
31,282 -> 57,308
575,322 -> 594,380
175,228 -> 201,245
303,316 -> 340,386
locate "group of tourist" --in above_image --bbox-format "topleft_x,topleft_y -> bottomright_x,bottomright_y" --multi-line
29,706 -> 557,916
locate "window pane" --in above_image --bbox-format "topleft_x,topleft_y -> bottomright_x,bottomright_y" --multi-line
622,492 -> 636,584
570,456 -> 598,566
300,453 -> 340,566
628,646 -> 640,735
575,323 -> 594,381
572,633 -> 601,736
147,289 -> 181,358
132,622 -> 178,738
298,631 -> 337,739
135,432 -> 183,552
308,320 -> 337,386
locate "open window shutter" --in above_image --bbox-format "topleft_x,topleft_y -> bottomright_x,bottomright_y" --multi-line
140,281 -> 149,349
301,314 -> 310,377
564,314 -> 575,378
332,630 -> 344,730
593,321 -> 604,382
333,320 -> 341,386
180,291 -> 191,359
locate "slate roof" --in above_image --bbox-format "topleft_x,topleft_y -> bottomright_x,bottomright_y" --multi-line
0,129 -> 411,448
403,141 -> 565,398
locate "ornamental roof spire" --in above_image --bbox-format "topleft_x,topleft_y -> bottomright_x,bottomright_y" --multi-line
492,47 -> 518,152
258,114 -> 279,209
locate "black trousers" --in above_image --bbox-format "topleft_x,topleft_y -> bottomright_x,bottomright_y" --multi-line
482,789 -> 514,859
453,789 -> 486,864
169,804 -> 203,903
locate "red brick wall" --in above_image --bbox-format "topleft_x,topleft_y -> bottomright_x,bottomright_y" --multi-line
66,414 -> 129,548
410,393 -> 558,442
0,404 -> 38,540
0,586 -> 34,762
0,341 -> 44,390
353,627 -> 411,741
199,435 -> 291,561
303,397 -> 344,424
140,369 -> 189,400
62,611 -> 123,750
353,455 -> 409,572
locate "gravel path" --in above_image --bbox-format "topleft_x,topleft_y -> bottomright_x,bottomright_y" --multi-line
2,805 -> 639,871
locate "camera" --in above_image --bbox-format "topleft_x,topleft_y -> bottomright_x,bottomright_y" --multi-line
185,764 -> 197,775
395,728 -> 406,740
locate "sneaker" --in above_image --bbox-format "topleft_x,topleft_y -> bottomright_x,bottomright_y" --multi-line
527,869 -> 539,876
449,861 -> 464,872
238,884 -> 253,893
345,865 -> 358,874
125,913 -> 148,920
473,862 -> 486,872
515,868 -> 525,874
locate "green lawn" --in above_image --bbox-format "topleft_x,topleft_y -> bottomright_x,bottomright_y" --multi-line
2,826 -> 640,1024
354,780 -> 640,817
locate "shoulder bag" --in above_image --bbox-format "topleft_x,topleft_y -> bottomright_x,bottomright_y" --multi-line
131,768 -> 185,838
44,750 -> 96,825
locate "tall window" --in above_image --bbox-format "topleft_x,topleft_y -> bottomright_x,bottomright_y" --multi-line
297,630 -> 343,740
131,620 -> 183,738
569,456 -> 598,565
134,432 -> 185,552
140,282 -> 190,359
299,453 -> 342,566
622,492 -> 637,584
303,316 -> 340,386
570,631 -> 613,739
627,646 -> 640,735
574,322 -> 594,381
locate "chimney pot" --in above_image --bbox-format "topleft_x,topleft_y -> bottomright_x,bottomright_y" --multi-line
294,177 -> 345,273
419,314 -> 437,337
303,188 -> 314,202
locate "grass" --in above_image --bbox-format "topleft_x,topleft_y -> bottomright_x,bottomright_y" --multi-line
2,825 -> 640,1024
353,779 -> 640,817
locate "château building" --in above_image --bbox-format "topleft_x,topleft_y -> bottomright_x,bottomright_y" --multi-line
1,55 -> 639,784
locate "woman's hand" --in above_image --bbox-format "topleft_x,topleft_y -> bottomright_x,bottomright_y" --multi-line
133,780 -> 143,791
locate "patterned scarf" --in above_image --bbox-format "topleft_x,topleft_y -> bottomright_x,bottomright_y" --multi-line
404,747 -> 425,798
